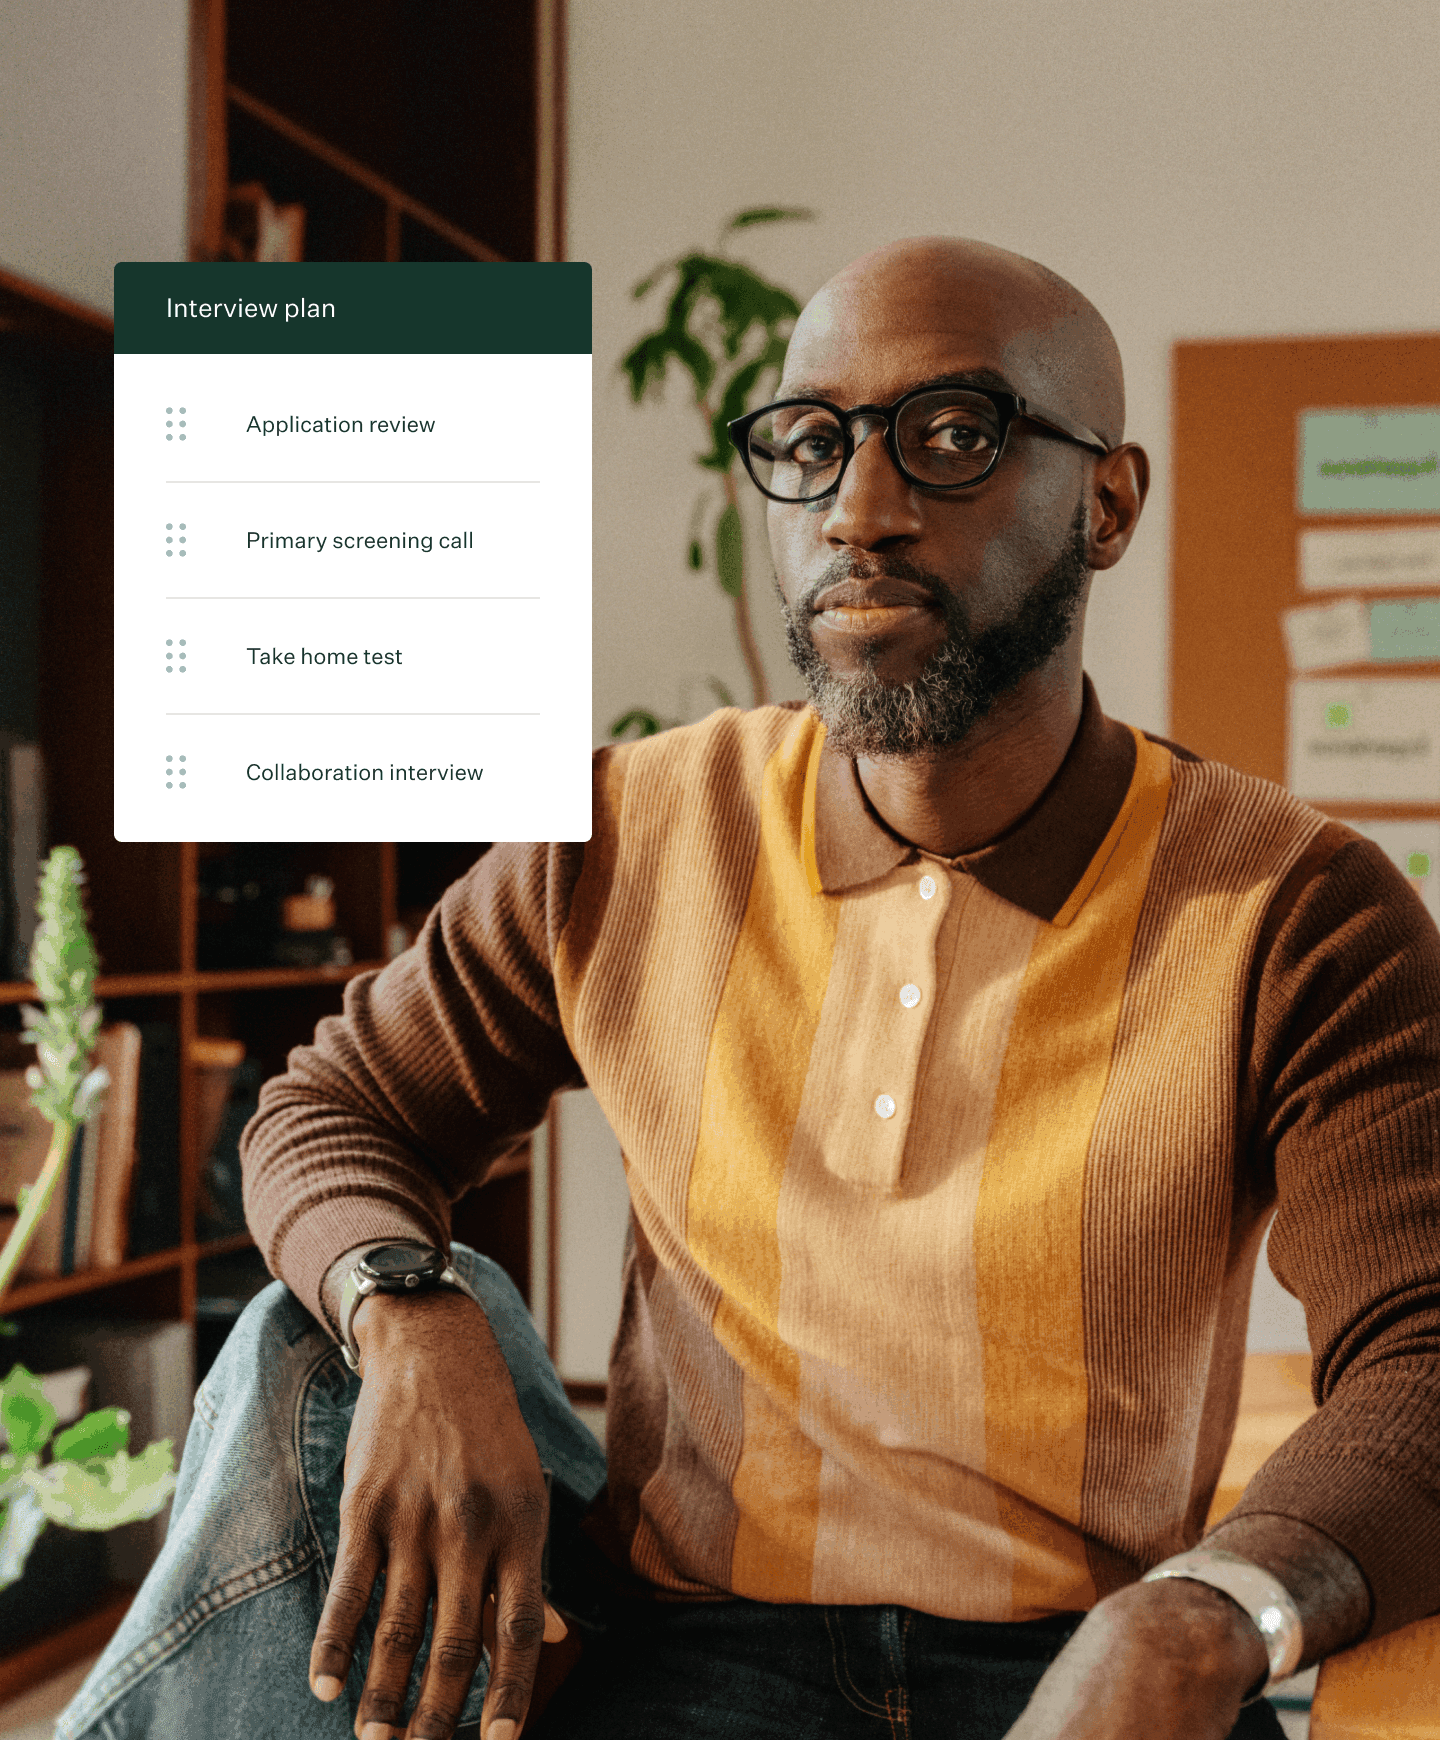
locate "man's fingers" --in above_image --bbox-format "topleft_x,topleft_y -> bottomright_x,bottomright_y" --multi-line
482,1594 -> 567,1651
399,1576 -> 485,1740
478,1560 -> 549,1740
354,1561 -> 433,1739
312,1529 -> 383,1700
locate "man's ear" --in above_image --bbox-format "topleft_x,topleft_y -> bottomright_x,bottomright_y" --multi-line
1088,444 -> 1150,572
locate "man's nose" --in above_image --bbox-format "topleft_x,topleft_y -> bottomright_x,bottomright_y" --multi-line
821,416 -> 922,547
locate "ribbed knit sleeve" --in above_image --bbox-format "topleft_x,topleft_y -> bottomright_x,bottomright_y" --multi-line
1231,828 -> 1440,1638
241,832 -> 590,1330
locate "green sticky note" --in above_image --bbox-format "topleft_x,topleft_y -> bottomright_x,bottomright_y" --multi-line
1300,410 -> 1440,514
1370,599 -> 1440,662
1409,852 -> 1432,877
1326,703 -> 1353,728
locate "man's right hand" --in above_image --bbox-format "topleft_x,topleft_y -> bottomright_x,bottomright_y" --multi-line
307,1286 -> 564,1740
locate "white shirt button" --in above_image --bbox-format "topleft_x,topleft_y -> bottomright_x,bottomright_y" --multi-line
918,874 -> 937,900
899,983 -> 921,1008
874,1093 -> 896,1119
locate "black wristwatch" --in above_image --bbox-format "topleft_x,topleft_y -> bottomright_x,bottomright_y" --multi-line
338,1240 -> 479,1372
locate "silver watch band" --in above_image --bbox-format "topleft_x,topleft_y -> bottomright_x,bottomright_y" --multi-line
338,1255 -> 479,1373
1142,1548 -> 1304,1700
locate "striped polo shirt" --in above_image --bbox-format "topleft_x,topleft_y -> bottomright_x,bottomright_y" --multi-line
248,681 -> 1440,1637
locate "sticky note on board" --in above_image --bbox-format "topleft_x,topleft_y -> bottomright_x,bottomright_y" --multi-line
1300,526 -> 1440,592
1299,409 -> 1440,515
1287,677 -> 1440,803
1369,598 -> 1440,662
1280,599 -> 1370,672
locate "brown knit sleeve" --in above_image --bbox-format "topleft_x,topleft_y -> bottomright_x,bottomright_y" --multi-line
1230,826 -> 1440,1638
241,833 -> 590,1329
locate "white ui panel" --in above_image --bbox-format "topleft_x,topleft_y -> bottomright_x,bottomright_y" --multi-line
114,262 -> 591,842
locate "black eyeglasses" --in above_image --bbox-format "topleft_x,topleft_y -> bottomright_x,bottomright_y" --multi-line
727,382 -> 1111,503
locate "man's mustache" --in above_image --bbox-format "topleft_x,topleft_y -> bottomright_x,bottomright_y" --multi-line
795,555 -> 950,617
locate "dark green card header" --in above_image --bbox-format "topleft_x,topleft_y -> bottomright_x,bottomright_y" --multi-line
114,262 -> 591,355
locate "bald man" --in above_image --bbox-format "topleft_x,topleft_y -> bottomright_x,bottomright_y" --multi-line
63,241 -> 1440,1740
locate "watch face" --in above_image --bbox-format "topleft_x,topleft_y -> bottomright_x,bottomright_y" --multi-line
362,1243 -> 445,1280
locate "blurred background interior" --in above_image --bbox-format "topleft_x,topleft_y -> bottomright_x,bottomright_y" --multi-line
1,3 -> 1438,1733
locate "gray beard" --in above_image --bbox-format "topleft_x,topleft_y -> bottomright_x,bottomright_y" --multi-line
781,500 -> 1091,758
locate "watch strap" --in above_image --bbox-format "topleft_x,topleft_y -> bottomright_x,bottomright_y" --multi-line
338,1248 -> 479,1372
1142,1547 -> 1304,1700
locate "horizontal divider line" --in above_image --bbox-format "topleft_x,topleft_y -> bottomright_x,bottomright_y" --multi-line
162,595 -> 541,600
161,710 -> 541,715
163,478 -> 542,484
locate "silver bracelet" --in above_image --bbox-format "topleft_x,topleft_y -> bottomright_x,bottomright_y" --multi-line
1142,1548 -> 1304,1702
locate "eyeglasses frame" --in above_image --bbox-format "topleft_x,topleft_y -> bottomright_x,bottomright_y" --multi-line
727,382 -> 1112,504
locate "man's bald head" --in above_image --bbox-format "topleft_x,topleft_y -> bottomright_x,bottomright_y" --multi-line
783,237 -> 1125,449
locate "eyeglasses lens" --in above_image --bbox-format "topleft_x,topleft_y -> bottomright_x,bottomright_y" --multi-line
896,391 -> 1002,486
746,405 -> 846,500
746,391 -> 1004,499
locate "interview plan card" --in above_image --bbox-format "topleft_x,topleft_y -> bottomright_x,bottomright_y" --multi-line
113,262 -> 591,842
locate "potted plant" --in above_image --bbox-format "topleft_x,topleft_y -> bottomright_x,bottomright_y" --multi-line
0,847 -> 176,1594
612,206 -> 813,737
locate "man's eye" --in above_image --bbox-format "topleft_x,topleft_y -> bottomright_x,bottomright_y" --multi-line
923,417 -> 992,454
782,426 -> 842,465
782,431 -> 848,466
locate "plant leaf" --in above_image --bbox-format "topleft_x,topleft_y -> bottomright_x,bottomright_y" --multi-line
715,504 -> 745,599
620,332 -> 675,403
52,1406 -> 131,1463
71,1064 -> 110,1125
705,352 -> 782,471
0,1485 -> 47,1591
727,206 -> 815,230
1,1366 -> 57,1459
687,541 -> 704,570
609,709 -> 667,740
673,254 -> 800,359
26,1440 -> 177,1530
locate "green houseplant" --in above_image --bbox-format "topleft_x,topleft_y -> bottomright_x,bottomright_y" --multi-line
0,847 -> 177,1590
612,206 -> 813,738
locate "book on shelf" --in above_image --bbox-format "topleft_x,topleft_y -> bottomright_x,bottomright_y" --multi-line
191,1036 -> 260,1242
0,734 -> 45,982
128,1022 -> 180,1257
0,1022 -> 142,1277
88,1021 -> 144,1268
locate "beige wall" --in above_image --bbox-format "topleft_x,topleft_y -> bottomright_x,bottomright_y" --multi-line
569,0 -> 1440,745
0,0 -> 191,313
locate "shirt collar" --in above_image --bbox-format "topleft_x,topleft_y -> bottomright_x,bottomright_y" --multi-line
807,674 -> 1140,923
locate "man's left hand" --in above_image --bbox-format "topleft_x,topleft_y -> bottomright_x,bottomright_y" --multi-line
1004,1577 -> 1268,1739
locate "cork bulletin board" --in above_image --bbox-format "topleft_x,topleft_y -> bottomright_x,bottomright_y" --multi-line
1171,333 -> 1440,911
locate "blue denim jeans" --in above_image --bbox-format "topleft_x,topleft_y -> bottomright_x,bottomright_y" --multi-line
56,1246 -> 1285,1740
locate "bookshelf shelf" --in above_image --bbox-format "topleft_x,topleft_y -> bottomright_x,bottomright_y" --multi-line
3,1247 -> 187,1313
0,959 -> 387,1007
1,1234 -> 259,1314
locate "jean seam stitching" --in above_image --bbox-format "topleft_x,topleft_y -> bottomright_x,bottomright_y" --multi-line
823,1609 -> 890,1718
54,1544 -> 319,1737
294,1340 -> 354,1586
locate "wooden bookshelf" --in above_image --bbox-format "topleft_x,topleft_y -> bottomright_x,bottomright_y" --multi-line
1,0 -> 565,1702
